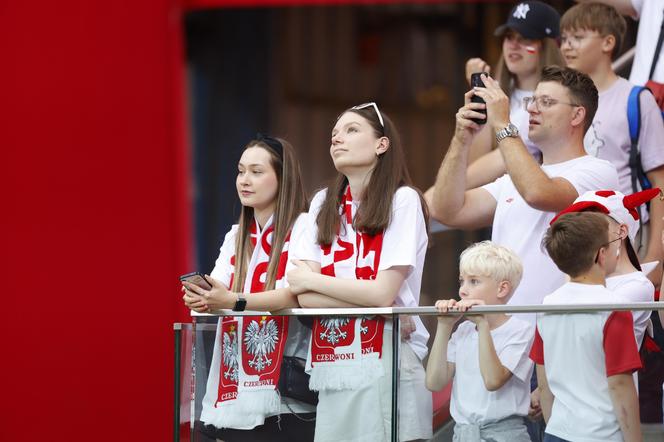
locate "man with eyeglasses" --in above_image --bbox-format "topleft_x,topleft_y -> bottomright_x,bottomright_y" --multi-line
430,65 -> 619,320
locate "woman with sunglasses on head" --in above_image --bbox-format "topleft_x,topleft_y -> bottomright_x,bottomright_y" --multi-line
426,1 -> 563,214
286,103 -> 432,442
182,135 -> 313,442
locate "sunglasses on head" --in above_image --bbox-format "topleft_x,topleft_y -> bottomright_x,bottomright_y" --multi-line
351,102 -> 385,129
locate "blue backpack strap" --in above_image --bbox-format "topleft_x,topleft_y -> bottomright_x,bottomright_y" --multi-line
627,86 -> 644,144
627,86 -> 652,192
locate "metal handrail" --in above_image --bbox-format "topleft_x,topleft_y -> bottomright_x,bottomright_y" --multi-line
177,302 -> 664,326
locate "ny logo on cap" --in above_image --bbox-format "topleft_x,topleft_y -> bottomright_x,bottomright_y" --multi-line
513,3 -> 530,20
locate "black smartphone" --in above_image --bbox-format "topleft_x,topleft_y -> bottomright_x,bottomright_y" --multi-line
179,272 -> 213,291
470,72 -> 488,125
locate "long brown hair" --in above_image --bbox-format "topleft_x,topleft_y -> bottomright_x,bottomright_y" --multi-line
316,107 -> 429,245
231,138 -> 307,292
495,38 -> 564,96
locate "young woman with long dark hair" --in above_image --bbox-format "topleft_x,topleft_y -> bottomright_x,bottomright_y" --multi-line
287,104 -> 432,442
182,135 -> 312,441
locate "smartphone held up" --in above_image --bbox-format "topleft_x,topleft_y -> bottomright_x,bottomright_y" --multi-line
179,272 -> 213,291
470,72 -> 487,125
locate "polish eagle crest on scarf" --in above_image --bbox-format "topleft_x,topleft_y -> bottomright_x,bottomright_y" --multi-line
308,186 -> 386,391
202,217 -> 290,429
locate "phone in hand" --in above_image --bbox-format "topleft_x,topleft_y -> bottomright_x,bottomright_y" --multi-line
470,72 -> 488,125
179,272 -> 213,291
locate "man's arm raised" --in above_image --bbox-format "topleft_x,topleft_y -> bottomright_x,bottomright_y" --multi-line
473,75 -> 581,212
430,89 -> 497,228
498,135 -> 580,212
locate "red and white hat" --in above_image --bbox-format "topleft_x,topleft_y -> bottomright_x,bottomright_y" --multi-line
550,188 -> 662,242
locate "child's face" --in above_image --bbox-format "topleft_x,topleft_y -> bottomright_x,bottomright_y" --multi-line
502,30 -> 541,78
560,28 -> 608,74
458,272 -> 505,305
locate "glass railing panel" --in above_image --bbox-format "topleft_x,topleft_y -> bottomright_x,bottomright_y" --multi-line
397,305 -> 664,442
177,303 -> 664,441
174,323 -> 194,442
179,311 -> 397,441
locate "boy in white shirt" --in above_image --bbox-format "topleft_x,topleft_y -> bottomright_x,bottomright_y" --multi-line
426,241 -> 534,441
532,211 -> 642,442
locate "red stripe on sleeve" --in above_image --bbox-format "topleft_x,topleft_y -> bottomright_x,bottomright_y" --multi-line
530,326 -> 544,364
603,311 -> 642,376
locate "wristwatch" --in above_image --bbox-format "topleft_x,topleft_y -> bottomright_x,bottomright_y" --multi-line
232,293 -> 247,312
495,123 -> 520,144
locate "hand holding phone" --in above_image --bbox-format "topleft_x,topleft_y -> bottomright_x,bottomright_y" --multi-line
470,72 -> 487,125
179,272 -> 213,291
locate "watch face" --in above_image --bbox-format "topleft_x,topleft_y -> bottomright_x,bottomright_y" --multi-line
507,123 -> 519,136
233,297 -> 247,311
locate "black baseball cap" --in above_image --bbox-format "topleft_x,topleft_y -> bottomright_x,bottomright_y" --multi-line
494,1 -> 560,40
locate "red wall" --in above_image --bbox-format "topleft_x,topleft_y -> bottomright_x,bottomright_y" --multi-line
1,1 -> 191,440
0,1 -> 506,440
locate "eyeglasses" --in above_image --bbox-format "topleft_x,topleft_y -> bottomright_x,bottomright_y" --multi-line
594,235 -> 623,264
351,102 -> 384,129
560,34 -> 604,49
523,95 -> 580,110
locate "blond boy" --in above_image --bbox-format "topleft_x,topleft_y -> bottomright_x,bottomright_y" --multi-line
426,241 -> 534,441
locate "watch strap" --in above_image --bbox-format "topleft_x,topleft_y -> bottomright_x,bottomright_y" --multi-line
496,123 -> 519,144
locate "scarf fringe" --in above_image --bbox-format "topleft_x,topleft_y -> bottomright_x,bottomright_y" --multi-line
200,403 -> 263,429
309,357 -> 384,391
233,388 -> 281,415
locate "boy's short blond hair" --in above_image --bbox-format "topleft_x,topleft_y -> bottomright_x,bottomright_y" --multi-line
459,241 -> 523,291
560,3 -> 626,60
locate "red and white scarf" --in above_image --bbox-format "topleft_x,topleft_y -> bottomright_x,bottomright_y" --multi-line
201,217 -> 291,429
307,187 -> 386,391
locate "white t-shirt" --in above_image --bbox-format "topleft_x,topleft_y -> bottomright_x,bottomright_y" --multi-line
482,156 -> 619,318
607,270 -> 655,346
630,0 -> 664,84
289,186 -> 430,360
447,317 -> 534,425
210,225 -> 238,288
531,283 -> 642,442
511,88 -> 541,159
210,218 -> 312,362
207,218 -> 315,417
583,77 -> 664,220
